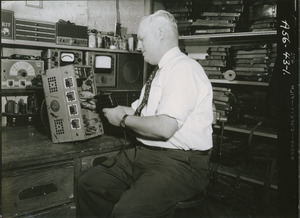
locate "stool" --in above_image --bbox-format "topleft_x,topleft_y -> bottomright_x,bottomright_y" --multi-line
166,104 -> 226,217
167,191 -> 206,218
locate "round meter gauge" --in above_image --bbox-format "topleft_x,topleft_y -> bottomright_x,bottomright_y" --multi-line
61,53 -> 75,62
9,61 -> 35,78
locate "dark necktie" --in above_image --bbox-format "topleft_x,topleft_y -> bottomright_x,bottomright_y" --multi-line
134,66 -> 159,116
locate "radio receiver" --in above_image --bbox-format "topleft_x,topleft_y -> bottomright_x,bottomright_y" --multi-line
56,23 -> 88,47
1,59 -> 43,89
42,65 -> 104,143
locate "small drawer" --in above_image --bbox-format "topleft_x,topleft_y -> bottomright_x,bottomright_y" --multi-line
15,24 -> 56,34
15,35 -> 55,43
2,163 -> 74,217
16,30 -> 55,38
81,151 -> 119,173
16,19 -> 55,29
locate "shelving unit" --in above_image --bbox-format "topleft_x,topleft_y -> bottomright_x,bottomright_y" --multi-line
179,30 -> 277,86
178,29 -> 278,216
178,30 -> 277,136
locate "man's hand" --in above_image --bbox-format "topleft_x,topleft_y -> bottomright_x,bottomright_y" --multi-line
102,106 -> 127,127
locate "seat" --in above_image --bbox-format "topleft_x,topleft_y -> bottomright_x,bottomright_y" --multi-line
167,104 -> 227,218
166,191 -> 206,218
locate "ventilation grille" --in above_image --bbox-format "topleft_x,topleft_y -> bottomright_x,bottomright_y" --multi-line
48,77 -> 58,93
54,119 -> 64,135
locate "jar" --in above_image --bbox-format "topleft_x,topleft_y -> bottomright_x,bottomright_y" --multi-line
128,36 -> 134,51
119,37 -> 127,50
88,30 -> 96,48
103,36 -> 111,49
5,100 -> 15,114
96,32 -> 102,48
27,95 -> 38,113
18,98 -> 27,114
116,36 -> 121,49
13,101 -> 19,114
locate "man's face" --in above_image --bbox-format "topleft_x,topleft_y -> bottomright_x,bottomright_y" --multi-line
137,22 -> 160,65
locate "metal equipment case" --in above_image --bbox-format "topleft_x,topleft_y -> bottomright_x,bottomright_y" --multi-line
42,65 -> 104,143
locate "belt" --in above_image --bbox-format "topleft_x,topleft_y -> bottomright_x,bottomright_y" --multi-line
137,143 -> 211,156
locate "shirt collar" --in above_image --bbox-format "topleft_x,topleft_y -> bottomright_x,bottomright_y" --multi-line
158,46 -> 181,69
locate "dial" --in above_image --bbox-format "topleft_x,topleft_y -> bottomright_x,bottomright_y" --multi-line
50,100 -> 60,112
1,27 -> 11,36
9,61 -> 35,77
61,53 -> 75,62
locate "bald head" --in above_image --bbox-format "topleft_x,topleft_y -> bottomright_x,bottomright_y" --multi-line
140,10 -> 179,40
137,10 -> 179,65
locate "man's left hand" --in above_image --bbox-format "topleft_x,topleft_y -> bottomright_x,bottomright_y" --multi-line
102,106 -> 127,126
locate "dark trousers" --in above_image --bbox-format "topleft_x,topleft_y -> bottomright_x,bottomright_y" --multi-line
77,145 -> 210,218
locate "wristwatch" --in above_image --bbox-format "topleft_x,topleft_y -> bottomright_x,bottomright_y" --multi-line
120,114 -> 129,128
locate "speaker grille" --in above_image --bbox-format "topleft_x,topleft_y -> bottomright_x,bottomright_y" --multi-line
117,53 -> 144,91
54,119 -> 64,135
48,77 -> 58,93
123,61 -> 141,83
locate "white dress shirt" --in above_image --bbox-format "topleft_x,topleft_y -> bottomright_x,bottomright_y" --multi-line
132,46 -> 213,151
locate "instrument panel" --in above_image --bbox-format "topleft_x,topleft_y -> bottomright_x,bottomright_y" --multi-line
1,59 -> 44,89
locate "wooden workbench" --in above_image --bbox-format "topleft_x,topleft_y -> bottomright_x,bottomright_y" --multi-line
1,125 -> 132,217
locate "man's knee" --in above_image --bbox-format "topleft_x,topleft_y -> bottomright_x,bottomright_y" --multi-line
111,198 -> 171,218
111,202 -> 144,218
77,167 -> 102,193
77,173 -> 90,198
111,202 -> 127,218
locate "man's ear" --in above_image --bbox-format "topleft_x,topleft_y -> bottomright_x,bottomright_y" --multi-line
157,26 -> 167,40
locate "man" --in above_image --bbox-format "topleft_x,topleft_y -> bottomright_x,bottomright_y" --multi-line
77,10 -> 213,218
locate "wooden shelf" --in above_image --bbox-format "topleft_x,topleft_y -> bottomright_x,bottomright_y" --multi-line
216,165 -> 278,190
1,88 -> 43,96
179,31 -> 277,40
1,39 -> 141,54
209,79 -> 269,86
214,124 -> 277,139
179,31 -> 277,46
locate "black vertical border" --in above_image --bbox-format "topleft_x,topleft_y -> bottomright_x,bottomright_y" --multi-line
277,0 -> 299,217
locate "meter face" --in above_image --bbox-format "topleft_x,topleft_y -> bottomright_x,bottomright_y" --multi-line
61,53 -> 75,62
10,61 -> 35,77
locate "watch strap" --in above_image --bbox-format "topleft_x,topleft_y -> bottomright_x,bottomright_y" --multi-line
120,114 -> 129,128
